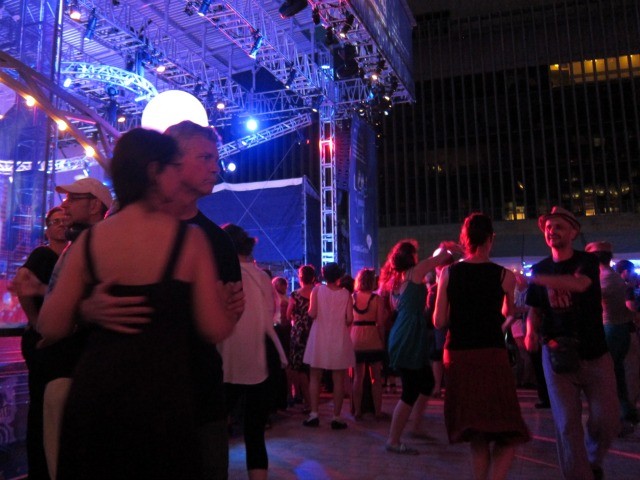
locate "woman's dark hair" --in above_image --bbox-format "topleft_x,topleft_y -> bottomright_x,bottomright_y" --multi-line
110,128 -> 178,208
221,223 -> 256,256
355,268 -> 376,292
460,213 -> 494,254
615,259 -> 635,275
339,274 -> 355,293
379,239 -> 418,291
322,262 -> 344,283
593,251 -> 613,266
45,206 -> 63,226
298,265 -> 316,285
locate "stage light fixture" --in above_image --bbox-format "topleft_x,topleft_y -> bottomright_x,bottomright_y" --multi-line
216,100 -> 226,110
249,31 -> 263,59
226,161 -> 237,172
340,13 -> 354,38
193,82 -> 203,96
24,95 -> 36,107
246,117 -> 258,132
56,119 -> 68,131
68,0 -> 81,20
285,67 -> 296,89
279,0 -> 308,19
63,77 -> 72,88
84,8 -> 98,39
184,1 -> 195,16
198,0 -> 212,16
85,145 -> 96,157
312,7 -> 321,25
311,95 -> 324,113
156,64 -> 166,73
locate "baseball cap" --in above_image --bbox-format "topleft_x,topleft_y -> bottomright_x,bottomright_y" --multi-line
56,178 -> 113,209
585,241 -> 612,253
537,206 -> 581,232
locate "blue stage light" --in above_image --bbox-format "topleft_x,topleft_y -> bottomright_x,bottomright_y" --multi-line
246,118 -> 258,132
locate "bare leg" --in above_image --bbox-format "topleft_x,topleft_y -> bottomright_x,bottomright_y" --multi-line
387,400 -> 413,446
332,369 -> 346,418
490,443 -> 516,480
370,362 -> 383,416
308,368 -> 322,415
248,468 -> 268,480
409,394 -> 428,435
43,378 -> 73,480
431,361 -> 443,396
352,363 -> 366,417
470,436 -> 490,480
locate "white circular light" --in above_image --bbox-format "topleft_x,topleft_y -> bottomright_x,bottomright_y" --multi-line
141,90 -> 208,133
226,162 -> 237,172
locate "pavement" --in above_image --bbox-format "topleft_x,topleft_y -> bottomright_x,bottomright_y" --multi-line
228,389 -> 640,480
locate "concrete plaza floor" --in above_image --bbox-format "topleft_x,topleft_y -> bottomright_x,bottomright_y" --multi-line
228,389 -> 640,480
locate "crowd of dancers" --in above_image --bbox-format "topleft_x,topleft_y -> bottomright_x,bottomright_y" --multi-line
9,122 -> 640,480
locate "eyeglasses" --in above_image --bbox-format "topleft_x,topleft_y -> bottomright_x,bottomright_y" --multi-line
64,194 -> 95,202
47,218 -> 65,226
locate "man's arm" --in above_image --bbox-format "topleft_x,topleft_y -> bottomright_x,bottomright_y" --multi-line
530,273 -> 592,293
524,306 -> 542,352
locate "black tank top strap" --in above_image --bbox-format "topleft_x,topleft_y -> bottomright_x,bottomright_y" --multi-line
161,222 -> 189,282
84,226 -> 98,284
353,292 -> 377,315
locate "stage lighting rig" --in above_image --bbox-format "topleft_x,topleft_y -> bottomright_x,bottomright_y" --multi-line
249,30 -> 264,59
198,0 -> 212,16
279,0 -> 308,19
340,13 -> 355,38
84,8 -> 98,40
68,0 -> 81,20
285,67 -> 297,89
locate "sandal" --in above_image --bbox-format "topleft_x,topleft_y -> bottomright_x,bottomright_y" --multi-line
385,443 -> 419,455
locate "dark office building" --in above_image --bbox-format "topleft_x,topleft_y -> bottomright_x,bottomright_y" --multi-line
379,0 -> 640,263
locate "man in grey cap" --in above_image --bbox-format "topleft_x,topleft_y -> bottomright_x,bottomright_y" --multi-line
525,206 -> 618,480
55,177 -> 112,241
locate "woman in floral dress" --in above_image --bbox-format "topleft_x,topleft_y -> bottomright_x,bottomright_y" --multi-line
287,264 -> 316,411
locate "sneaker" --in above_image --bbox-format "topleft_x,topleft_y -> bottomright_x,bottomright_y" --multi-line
385,443 -> 419,455
303,416 -> 319,427
331,419 -> 348,430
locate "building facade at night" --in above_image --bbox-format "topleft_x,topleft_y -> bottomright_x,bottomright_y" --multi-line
379,0 -> 640,266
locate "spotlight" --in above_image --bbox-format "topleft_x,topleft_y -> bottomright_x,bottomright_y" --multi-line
198,0 -> 212,16
246,117 -> 258,132
285,67 -> 296,89
340,13 -> 354,38
84,8 -> 97,40
56,119 -> 68,131
63,77 -> 72,88
156,65 -> 166,73
24,95 -> 36,107
106,85 -> 118,97
216,100 -> 226,110
85,145 -> 96,157
226,161 -> 237,172
279,0 -> 308,19
68,0 -> 81,20
311,95 -> 324,113
249,31 -> 263,59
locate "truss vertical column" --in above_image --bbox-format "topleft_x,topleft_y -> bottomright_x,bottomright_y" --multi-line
319,103 -> 337,266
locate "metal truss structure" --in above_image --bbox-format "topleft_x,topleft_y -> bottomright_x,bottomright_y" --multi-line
1,0 -> 416,266
218,113 -> 312,159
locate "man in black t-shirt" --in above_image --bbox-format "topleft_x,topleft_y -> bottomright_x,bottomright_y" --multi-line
525,207 -> 618,480
81,122 -> 244,480
12,207 -> 67,480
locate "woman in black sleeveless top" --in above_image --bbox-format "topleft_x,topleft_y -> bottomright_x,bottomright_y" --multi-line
37,128 -> 236,479
434,213 -> 530,480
